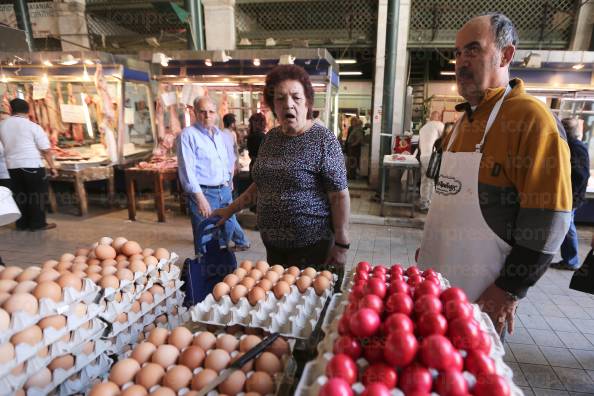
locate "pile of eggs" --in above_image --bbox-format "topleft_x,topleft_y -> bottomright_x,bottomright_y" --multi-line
212,261 -> 333,305
90,326 -> 291,396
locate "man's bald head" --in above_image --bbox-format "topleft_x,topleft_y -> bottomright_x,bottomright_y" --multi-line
430,111 -> 441,122
193,96 -> 218,129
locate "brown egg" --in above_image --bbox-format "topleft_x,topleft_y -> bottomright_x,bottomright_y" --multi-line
139,291 -> 154,305
144,256 -> 159,269
16,267 -> 41,282
149,284 -> 165,296
90,382 -> 120,396
58,273 -> 82,291
49,354 -> 74,370
75,247 -> 90,257
0,293 -> 9,305
321,270 -> 333,281
313,276 -> 330,296
121,384 -> 148,396
191,369 -> 218,390
240,260 -> 253,271
255,260 -> 270,273
230,351 -> 254,372
268,337 -> 290,358
273,281 -> 291,299
56,261 -> 73,272
116,268 -> 134,282
233,267 -> 247,279
109,358 -> 141,386
86,264 -> 102,274
142,248 -> 155,257
219,275 -> 237,289
248,269 -> 263,281
82,340 -> 95,355
130,254 -> 145,262
87,258 -> 101,266
13,280 -> 36,294
116,261 -> 130,270
42,260 -> 59,270
0,266 -> 22,280
99,236 -> 113,245
296,275 -> 312,293
11,362 -> 24,375
71,262 -> 89,272
0,279 -> 17,293
240,335 -> 262,352
73,255 -> 88,264
4,292 -> 38,315
87,273 -> 102,283
286,266 -> 301,277
212,282 -> 230,301
0,343 -> 15,365
216,334 -> 239,353
149,387 -> 176,396
100,275 -> 120,289
238,277 -> 255,290
168,326 -> 193,350
38,315 -> 66,331
101,258 -> 117,267
301,267 -> 317,279
248,286 -> 266,306
131,301 -> 141,313
33,281 -> 62,302
255,351 -> 282,375
116,254 -> 128,262
246,371 -> 274,395
154,248 -> 170,260
257,278 -> 273,292
204,349 -> 230,372
193,331 -> 216,350
151,344 -> 179,368
219,369 -> 246,395
113,237 -> 128,252
179,345 -> 205,369
130,261 -> 147,273
11,325 -> 42,346
37,346 -> 49,358
36,269 -> 61,283
131,342 -> 157,364
264,271 -> 280,284
230,284 -> 248,304
95,245 -> 117,261
162,365 -> 192,391
122,241 -> 142,257
25,367 -> 52,389
148,327 -> 169,346
281,274 -> 296,285
271,265 -> 285,275
135,362 -> 164,388
0,308 -> 9,331
61,253 -> 75,262
117,313 -> 128,323
73,302 -> 87,317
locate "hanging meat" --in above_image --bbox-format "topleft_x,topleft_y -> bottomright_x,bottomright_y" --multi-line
94,64 -> 118,163
44,83 -> 69,145
55,82 -> 72,139
1,88 -> 10,115
23,84 -> 38,124
67,83 -> 84,143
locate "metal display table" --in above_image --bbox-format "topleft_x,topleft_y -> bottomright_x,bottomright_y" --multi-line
124,167 -> 185,222
48,166 -> 115,216
380,154 -> 420,218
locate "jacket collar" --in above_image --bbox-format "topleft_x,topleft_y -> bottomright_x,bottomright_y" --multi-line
455,78 -> 523,121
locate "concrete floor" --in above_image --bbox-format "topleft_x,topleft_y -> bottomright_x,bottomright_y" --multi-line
2,192 -> 594,395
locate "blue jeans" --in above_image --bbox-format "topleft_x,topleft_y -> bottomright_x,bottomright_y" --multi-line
560,209 -> 579,268
187,186 -> 249,255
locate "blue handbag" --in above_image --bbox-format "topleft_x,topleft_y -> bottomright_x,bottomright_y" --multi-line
181,216 -> 237,306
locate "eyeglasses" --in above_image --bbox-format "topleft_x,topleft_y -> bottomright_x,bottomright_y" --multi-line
197,109 -> 216,115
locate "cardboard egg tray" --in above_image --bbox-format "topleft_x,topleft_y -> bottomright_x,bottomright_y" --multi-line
57,346 -> 113,396
0,279 -> 101,345
191,280 -> 335,339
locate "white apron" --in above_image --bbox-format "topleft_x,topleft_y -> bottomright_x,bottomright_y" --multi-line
418,85 -> 512,302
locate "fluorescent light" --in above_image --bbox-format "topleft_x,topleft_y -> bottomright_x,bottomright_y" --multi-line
42,60 -> 53,67
440,71 -> 456,76
449,59 -> 456,64
81,93 -> 94,138
572,63 -> 585,70
253,58 -> 260,66
0,73 -> 7,83
41,73 -> 49,84
336,59 -> 356,64
205,59 -> 212,67
339,71 -> 362,76
84,59 -> 94,65
82,65 -> 90,81
312,83 -> 326,87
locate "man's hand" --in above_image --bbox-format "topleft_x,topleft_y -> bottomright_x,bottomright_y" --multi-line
476,283 -> 519,336
49,168 -> 58,177
194,193 -> 211,217
325,245 -> 347,270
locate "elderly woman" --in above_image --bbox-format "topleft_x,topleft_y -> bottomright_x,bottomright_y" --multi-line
214,65 -> 350,270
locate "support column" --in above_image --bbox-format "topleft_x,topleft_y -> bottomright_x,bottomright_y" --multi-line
185,0 -> 205,50
54,0 -> 90,50
569,1 -> 594,51
13,0 -> 34,51
201,0 -> 236,50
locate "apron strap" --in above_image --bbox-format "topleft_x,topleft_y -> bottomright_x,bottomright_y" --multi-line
446,83 -> 513,153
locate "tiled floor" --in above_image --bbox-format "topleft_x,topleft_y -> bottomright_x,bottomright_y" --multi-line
2,189 -> 594,395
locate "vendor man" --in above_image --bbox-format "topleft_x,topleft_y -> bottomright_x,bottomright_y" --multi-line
417,13 -> 572,336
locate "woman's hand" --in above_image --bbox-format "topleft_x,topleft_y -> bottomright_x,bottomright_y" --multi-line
325,245 -> 347,269
212,206 -> 234,227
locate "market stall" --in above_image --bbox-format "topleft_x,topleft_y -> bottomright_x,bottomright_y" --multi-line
0,51 -> 157,215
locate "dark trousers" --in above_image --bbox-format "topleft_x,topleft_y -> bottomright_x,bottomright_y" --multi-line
0,178 -> 11,190
8,168 -> 49,230
265,239 -> 333,271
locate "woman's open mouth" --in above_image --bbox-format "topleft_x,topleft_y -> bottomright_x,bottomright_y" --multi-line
284,113 -> 296,120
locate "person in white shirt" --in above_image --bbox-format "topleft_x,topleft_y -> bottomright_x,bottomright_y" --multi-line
418,111 -> 445,211
0,110 -> 10,190
0,99 -> 58,231
221,113 -> 239,178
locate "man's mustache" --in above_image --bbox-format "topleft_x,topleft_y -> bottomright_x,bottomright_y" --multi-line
457,67 -> 474,79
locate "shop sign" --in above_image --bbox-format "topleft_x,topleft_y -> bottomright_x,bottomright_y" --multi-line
59,104 -> 85,124
0,2 -> 59,38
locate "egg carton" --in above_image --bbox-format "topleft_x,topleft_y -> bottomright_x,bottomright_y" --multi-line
320,293 -> 347,334
50,317 -> 106,358
293,351 -> 524,396
99,292 -> 135,323
58,352 -> 113,396
74,339 -> 110,372
191,284 -> 334,339
65,302 -> 102,332
0,350 -> 53,395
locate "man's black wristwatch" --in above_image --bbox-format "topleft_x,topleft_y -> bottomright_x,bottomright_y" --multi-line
335,241 -> 350,250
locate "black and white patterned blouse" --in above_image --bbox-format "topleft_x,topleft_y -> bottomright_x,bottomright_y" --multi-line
252,123 -> 348,249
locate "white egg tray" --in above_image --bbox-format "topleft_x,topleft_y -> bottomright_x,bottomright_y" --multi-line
294,351 -> 524,396
191,284 -> 334,339
50,317 -> 107,358
58,351 -> 113,396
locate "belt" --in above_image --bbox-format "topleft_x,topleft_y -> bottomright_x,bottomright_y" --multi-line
200,183 -> 227,190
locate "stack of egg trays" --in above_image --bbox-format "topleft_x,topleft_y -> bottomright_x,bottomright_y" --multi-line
190,276 -> 337,339
57,342 -> 113,396
0,283 -> 104,395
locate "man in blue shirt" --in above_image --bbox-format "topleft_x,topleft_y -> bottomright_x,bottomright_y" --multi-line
177,96 -> 250,254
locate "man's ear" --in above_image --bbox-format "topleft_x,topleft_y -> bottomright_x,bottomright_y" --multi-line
500,45 -> 515,67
